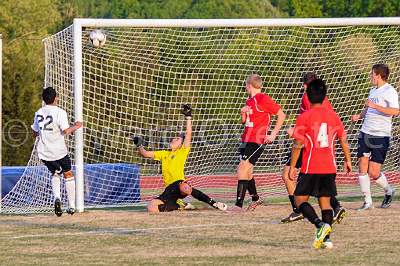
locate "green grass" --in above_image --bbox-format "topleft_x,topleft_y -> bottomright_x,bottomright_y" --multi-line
0,201 -> 399,265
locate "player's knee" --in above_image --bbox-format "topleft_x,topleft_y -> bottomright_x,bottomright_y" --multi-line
368,171 -> 380,180
63,171 -> 74,180
147,200 -> 162,213
237,161 -> 251,179
179,182 -> 192,196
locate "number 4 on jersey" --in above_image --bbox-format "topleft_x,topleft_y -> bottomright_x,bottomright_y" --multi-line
317,123 -> 329,148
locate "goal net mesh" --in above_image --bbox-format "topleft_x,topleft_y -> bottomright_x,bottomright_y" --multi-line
2,23 -> 400,213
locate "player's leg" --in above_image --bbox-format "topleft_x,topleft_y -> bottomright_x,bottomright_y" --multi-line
42,160 -> 63,217
246,164 -> 264,211
181,182 -> 227,211
234,142 -> 264,211
319,196 -> 334,249
236,160 -> 251,208
60,155 -> 75,215
357,132 -> 373,210
369,136 -> 395,208
147,199 -> 180,213
281,165 -> 303,223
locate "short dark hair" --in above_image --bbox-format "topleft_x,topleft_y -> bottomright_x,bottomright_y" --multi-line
42,87 -> 57,104
302,72 -> 318,86
372,63 -> 390,81
306,79 -> 327,104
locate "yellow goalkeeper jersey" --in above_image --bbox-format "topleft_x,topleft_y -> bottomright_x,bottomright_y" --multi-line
153,146 -> 190,186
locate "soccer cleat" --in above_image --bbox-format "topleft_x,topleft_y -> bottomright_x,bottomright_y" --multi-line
281,212 -> 304,223
357,202 -> 374,211
184,202 -> 196,210
246,197 -> 264,211
213,202 -> 228,211
313,223 -> 332,249
381,189 -> 395,209
321,238 -> 333,249
333,206 -> 347,224
54,198 -> 62,217
66,208 -> 75,215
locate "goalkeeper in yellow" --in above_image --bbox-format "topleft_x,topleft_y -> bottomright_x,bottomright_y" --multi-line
133,104 -> 227,213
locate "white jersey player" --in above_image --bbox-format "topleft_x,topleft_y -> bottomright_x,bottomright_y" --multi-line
31,87 -> 82,216
352,64 -> 399,210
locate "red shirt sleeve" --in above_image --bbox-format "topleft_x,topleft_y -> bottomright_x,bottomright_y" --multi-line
261,94 -> 280,115
300,93 -> 311,114
293,114 -> 307,142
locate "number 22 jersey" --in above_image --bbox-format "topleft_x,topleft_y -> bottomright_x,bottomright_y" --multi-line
31,105 -> 70,161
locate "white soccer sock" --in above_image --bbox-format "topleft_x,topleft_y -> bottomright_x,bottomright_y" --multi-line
359,174 -> 372,204
51,174 -> 61,200
65,177 -> 76,209
375,173 -> 393,195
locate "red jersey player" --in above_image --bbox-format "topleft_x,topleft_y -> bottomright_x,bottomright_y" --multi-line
289,79 -> 352,249
231,74 -> 286,211
282,73 -> 346,224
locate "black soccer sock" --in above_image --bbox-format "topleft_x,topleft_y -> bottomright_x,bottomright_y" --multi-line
247,178 -> 259,201
235,180 -> 249,208
191,188 -> 215,206
330,196 -> 341,210
321,209 -> 333,226
289,195 -> 300,213
298,202 -> 323,228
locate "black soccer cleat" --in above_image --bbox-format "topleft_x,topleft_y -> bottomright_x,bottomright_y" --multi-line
66,208 -> 75,215
54,198 -> 63,217
381,189 -> 395,209
333,206 -> 347,224
281,211 -> 304,223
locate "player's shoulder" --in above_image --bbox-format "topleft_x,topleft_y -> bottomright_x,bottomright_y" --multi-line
384,83 -> 398,94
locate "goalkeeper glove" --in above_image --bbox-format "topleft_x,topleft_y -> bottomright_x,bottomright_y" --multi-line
182,104 -> 192,119
132,136 -> 143,147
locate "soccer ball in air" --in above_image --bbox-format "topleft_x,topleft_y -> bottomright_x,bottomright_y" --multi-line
89,30 -> 106,48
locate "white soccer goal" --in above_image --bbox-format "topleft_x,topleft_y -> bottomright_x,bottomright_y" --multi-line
1,18 -> 400,214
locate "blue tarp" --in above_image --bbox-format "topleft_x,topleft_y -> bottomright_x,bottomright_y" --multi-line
1,163 -> 141,204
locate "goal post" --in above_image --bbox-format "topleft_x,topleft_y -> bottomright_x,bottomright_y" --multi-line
2,18 -> 400,214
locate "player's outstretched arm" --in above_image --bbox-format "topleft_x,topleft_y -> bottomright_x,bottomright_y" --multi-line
182,104 -> 192,148
132,136 -> 154,159
339,135 -> 352,173
265,109 -> 286,143
351,106 -> 368,122
366,99 -> 399,116
289,139 -> 303,180
63,121 -> 83,136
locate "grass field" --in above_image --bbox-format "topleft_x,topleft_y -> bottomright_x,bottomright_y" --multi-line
0,201 -> 399,266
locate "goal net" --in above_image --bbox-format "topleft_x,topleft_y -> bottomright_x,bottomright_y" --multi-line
2,19 -> 400,213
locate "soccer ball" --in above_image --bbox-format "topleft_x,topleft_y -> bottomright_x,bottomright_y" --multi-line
89,30 -> 106,48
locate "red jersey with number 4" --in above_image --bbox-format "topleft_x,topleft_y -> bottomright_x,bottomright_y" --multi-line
293,106 -> 346,174
300,93 -> 333,114
241,93 -> 281,144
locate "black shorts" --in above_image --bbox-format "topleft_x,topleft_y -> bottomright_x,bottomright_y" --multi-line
284,147 -> 303,169
42,154 -> 72,175
294,173 -> 337,197
156,180 -> 186,212
239,142 -> 264,165
357,132 -> 390,164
